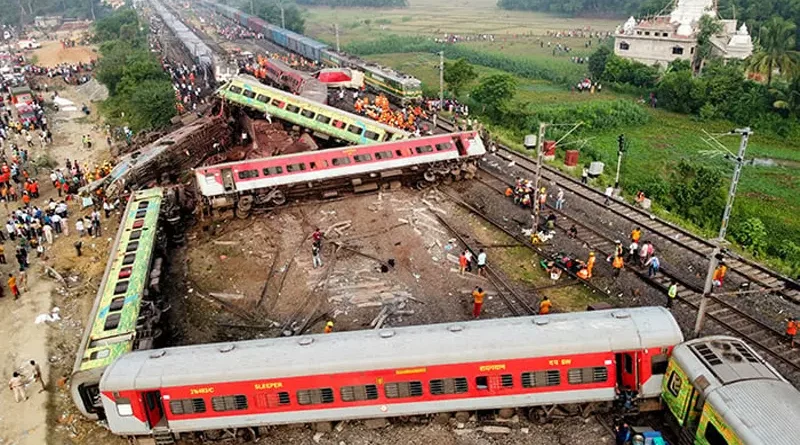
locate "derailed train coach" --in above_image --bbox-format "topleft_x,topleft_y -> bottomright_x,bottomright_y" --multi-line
98,307 -> 683,439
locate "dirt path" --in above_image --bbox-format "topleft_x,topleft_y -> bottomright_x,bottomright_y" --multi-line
0,49 -> 110,443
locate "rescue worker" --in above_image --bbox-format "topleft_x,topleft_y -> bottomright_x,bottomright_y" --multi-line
612,254 -> 624,278
324,321 -> 334,334
8,371 -> 26,402
631,227 -> 641,244
712,261 -> 727,287
786,317 -> 797,349
8,273 -> 19,299
472,286 -> 486,318
667,281 -> 678,308
586,252 -> 596,278
458,251 -> 468,275
539,296 -> 552,315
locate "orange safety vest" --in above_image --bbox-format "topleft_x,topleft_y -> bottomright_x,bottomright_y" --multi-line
612,256 -> 624,269
473,290 -> 486,304
539,299 -> 552,314
788,321 -> 798,336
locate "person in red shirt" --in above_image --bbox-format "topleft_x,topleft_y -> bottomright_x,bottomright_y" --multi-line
21,192 -> 30,206
787,317 -> 798,349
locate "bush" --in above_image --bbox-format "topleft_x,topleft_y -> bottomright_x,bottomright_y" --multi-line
733,217 -> 768,255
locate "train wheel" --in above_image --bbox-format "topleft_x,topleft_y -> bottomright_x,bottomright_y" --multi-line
236,196 -> 253,219
423,170 -> 437,182
527,407 -> 548,424
416,180 -> 431,190
270,190 -> 287,206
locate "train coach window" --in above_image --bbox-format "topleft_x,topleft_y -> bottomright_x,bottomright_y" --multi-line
242,90 -> 256,99
132,220 -> 144,229
364,130 -> 380,141
475,376 -> 489,390
137,201 -> 149,210
271,99 -> 285,108
301,109 -> 316,119
347,125 -> 364,135
135,209 -> 148,219
332,120 -> 345,129
89,349 -> 110,360
286,104 -> 300,114
501,374 -> 514,388
262,166 -> 284,176
255,392 -> 291,408
521,370 -> 561,388
666,371 -> 682,397
256,94 -> 271,103
286,163 -> 306,172
395,149 -> 406,157
114,281 -> 129,295
415,145 -> 434,154
354,154 -> 372,163
704,423 -> 730,445
130,230 -> 142,241
316,114 -> 332,125
332,157 -> 351,166
340,384 -> 379,402
296,388 -> 335,405
567,367 -> 608,384
384,381 -> 423,399
229,86 -> 243,94
122,253 -> 136,266
375,151 -> 393,160
651,354 -> 669,375
118,267 -> 132,279
435,142 -> 453,151
211,395 -> 249,412
109,297 -> 125,312
169,398 -> 207,415
104,313 -> 121,331
429,377 -> 468,395
125,242 -> 139,253
237,169 -> 259,180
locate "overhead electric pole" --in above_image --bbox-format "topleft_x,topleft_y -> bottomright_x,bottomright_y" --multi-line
334,23 -> 340,52
614,134 -> 625,189
438,51 -> 444,109
530,122 -> 547,230
694,127 -> 751,336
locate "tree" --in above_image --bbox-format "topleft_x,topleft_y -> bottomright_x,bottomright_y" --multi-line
253,0 -> 305,33
694,15 -> 723,75
733,217 -> 767,255
588,46 -> 611,80
771,74 -> 800,115
471,74 -> 517,116
747,17 -> 800,86
443,58 -> 476,98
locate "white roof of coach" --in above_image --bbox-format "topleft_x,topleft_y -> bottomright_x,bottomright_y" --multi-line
101,307 -> 683,391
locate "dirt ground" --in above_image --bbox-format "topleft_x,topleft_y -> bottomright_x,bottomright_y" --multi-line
0,38 -> 114,445
31,37 -> 97,67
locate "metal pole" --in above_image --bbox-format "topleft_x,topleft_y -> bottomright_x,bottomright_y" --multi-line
281,7 -> 285,29
531,122 -> 547,230
250,0 -> 254,15
694,127 -> 750,335
614,134 -> 624,189
334,24 -> 340,52
439,51 -> 444,108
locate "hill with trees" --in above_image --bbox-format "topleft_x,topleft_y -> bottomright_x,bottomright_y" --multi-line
0,0 -> 109,25
296,0 -> 407,6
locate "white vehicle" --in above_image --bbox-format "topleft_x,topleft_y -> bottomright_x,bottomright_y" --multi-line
17,39 -> 41,50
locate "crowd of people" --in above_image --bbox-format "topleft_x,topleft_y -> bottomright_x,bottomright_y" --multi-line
26,61 -> 95,86
353,93 -> 431,132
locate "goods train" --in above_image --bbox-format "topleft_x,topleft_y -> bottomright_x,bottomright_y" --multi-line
71,188 -> 168,420
197,0 -> 422,103
218,75 -> 409,146
662,336 -> 800,445
195,130 -> 485,216
99,307 -> 684,441
249,57 -> 328,104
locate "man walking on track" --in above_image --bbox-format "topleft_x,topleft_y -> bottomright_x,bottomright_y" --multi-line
8,371 -> 26,402
472,286 -> 486,318
667,281 -> 678,308
8,273 -> 19,299
787,317 -> 797,349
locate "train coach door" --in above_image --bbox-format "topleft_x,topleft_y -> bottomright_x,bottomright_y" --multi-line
221,168 -> 236,192
615,352 -> 638,391
143,391 -> 165,429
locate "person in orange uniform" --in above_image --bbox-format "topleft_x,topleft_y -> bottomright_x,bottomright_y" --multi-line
786,317 -> 797,349
631,227 -> 641,244
712,261 -> 727,287
586,252 -> 596,278
324,321 -> 334,334
539,296 -> 552,315
612,254 -> 624,278
472,286 -> 486,318
8,273 -> 19,300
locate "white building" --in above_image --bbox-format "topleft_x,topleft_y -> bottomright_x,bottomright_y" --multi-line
613,0 -> 752,67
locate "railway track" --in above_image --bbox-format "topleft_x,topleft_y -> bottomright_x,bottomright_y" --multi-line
475,165 -> 800,377
492,146 -> 800,304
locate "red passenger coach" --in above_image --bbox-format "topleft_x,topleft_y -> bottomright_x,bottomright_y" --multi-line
196,131 -> 486,215
99,307 -> 683,439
